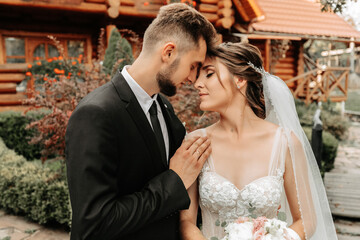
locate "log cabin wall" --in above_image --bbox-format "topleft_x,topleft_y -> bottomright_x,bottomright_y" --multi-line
248,39 -> 302,84
273,41 -> 301,82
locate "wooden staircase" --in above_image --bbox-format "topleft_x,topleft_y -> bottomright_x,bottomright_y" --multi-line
285,55 -> 349,105
0,64 -> 28,112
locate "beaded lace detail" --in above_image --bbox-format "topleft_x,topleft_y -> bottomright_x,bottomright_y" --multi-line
195,127 -> 287,239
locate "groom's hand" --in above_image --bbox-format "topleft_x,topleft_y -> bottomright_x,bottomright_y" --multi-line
170,136 -> 211,189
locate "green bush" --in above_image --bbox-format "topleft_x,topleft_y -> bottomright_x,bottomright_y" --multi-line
303,127 -> 339,174
295,99 -> 349,141
0,111 -> 47,161
103,27 -> 134,76
0,137 -> 71,228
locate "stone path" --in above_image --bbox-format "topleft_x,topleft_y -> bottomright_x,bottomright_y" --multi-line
0,210 -> 69,240
331,121 -> 360,240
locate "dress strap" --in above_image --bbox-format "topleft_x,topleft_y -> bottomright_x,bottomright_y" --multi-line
268,127 -> 286,176
199,128 -> 216,172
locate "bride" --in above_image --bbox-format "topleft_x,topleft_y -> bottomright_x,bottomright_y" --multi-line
179,42 -> 338,240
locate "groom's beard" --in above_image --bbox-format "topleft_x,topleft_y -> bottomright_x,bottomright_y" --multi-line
156,58 -> 180,97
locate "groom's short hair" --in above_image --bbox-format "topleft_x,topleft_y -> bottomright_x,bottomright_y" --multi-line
143,3 -> 217,54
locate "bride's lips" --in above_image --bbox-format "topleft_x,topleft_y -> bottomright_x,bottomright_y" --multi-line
199,93 -> 208,97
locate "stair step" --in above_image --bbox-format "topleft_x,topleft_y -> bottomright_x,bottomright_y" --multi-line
0,73 -> 26,83
0,83 -> 17,93
0,93 -> 27,106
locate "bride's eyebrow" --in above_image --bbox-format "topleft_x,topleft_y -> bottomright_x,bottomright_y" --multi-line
201,65 -> 214,71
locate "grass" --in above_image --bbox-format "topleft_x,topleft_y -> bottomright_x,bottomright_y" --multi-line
345,89 -> 360,112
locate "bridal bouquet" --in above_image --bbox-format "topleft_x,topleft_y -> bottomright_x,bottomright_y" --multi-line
221,216 -> 299,240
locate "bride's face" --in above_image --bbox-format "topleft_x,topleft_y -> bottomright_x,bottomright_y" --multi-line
194,57 -> 237,112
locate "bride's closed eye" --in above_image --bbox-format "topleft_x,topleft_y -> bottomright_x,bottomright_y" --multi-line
206,72 -> 214,78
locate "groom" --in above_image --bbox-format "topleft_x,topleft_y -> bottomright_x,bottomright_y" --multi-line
65,3 -> 217,240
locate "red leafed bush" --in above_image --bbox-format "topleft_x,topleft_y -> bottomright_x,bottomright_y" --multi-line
169,84 -> 219,133
23,29 -> 111,162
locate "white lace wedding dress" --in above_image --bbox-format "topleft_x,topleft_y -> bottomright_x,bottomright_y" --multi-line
194,127 -> 290,239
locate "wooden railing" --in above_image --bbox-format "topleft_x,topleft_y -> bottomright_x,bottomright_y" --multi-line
285,55 -> 349,105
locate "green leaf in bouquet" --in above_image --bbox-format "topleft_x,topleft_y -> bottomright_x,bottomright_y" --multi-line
215,219 -> 220,226
211,237 -> 219,240
221,221 -> 227,227
250,213 -> 257,218
248,207 -> 256,213
278,211 -> 287,221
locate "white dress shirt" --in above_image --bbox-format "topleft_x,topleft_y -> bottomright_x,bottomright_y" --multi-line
121,66 -> 170,161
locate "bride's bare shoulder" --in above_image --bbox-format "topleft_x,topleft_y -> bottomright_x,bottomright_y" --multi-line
187,123 -> 217,138
259,120 -> 280,133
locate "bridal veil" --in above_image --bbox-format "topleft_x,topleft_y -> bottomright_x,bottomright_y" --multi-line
248,62 -> 338,240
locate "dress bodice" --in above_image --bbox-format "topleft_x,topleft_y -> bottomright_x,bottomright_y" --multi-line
195,127 -> 288,239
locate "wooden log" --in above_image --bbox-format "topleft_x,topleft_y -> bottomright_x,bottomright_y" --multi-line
106,0 -> 120,7
232,0 -> 249,22
0,34 -> 3,65
199,3 -> 219,14
85,0 -> 105,3
274,68 -> 295,75
0,73 -> 25,83
120,0 -> 135,7
202,12 -> 219,23
0,93 -> 26,106
217,8 -> 234,18
215,16 -> 235,29
217,0 -> 232,9
106,25 -> 116,46
0,83 -> 17,93
200,0 -> 218,4
0,0 -> 107,13
107,6 -> 120,18
0,63 -> 27,73
276,62 -> 295,69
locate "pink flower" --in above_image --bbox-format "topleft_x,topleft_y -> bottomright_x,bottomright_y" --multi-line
252,216 -> 268,235
254,227 -> 266,240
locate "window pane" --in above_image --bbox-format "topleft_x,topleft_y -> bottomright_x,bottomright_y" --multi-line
5,37 -> 25,56
67,40 -> 84,58
6,58 -> 26,63
34,44 -> 45,58
48,44 -> 60,58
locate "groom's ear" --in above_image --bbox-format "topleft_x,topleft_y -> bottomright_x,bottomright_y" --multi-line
161,42 -> 177,63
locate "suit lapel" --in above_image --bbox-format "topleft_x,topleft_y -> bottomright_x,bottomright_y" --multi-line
111,72 -> 164,168
157,95 -> 186,160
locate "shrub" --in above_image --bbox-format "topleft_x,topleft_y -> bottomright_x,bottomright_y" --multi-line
0,111 -> 47,160
169,84 -> 219,132
303,127 -> 339,174
103,28 -> 135,76
296,99 -> 349,141
24,30 -> 112,161
0,137 -> 70,227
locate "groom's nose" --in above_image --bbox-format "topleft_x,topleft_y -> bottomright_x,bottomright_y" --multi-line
187,70 -> 197,83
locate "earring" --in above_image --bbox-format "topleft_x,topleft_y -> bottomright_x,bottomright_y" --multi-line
237,85 -> 240,89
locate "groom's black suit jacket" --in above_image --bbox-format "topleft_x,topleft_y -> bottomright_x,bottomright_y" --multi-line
65,72 -> 190,240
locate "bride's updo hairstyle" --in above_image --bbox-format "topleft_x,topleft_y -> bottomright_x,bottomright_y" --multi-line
210,42 -> 266,119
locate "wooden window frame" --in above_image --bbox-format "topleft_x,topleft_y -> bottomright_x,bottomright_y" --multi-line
0,30 -> 92,64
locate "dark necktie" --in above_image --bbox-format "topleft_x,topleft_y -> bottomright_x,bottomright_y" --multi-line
149,101 -> 167,163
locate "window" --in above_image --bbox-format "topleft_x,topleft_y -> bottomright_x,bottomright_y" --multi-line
67,40 -> 84,58
5,37 -> 26,63
2,33 -> 89,64
33,43 -> 60,60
